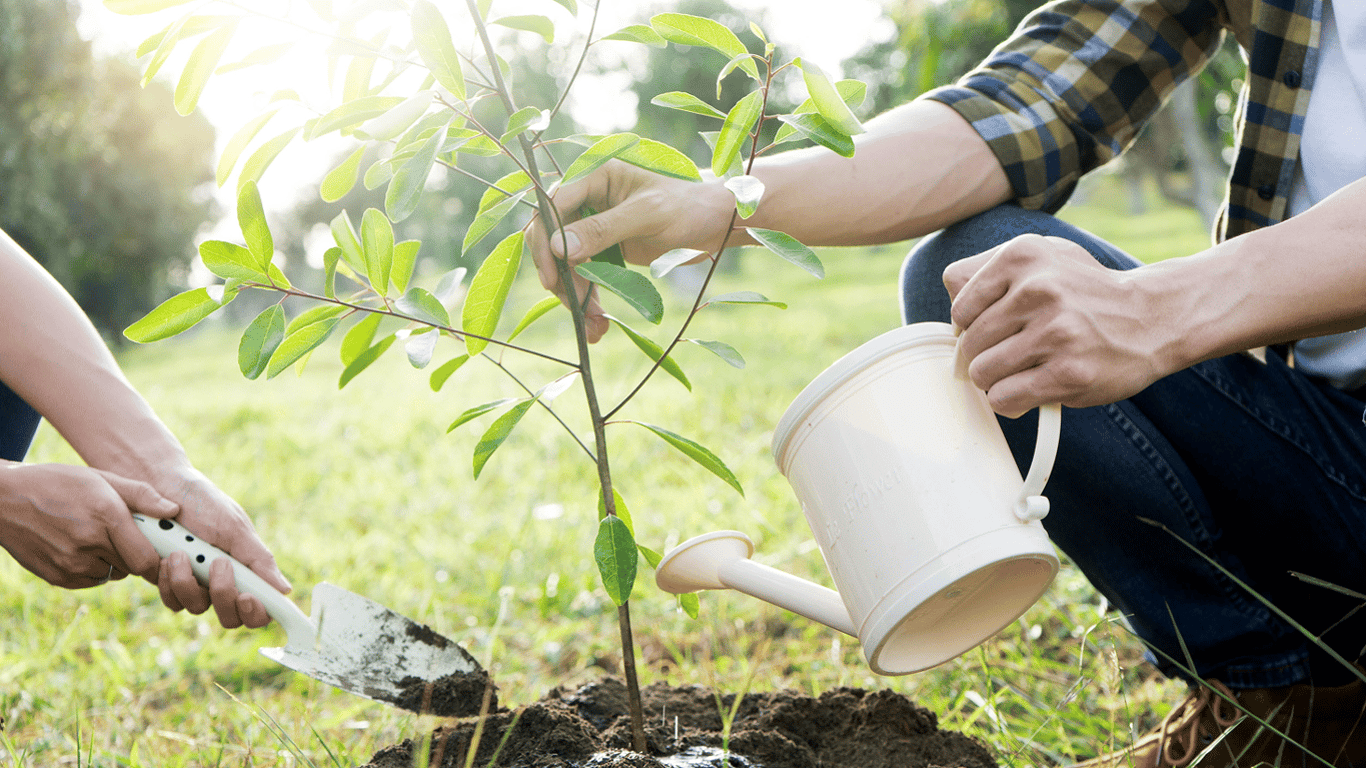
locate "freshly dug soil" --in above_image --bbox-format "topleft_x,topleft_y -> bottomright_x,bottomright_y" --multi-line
360,677 -> 997,768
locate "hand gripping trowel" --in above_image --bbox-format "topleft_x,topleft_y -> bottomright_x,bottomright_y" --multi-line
132,514 -> 490,715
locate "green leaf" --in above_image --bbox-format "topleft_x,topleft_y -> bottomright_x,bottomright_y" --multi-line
713,90 -> 762,179
500,107 -> 549,143
392,240 -> 420,294
330,210 -> 365,273
679,592 -> 700,618
449,398 -> 520,431
638,544 -> 660,568
360,208 -> 393,296
198,240 -> 288,286
775,112 -> 855,158
216,110 -> 277,187
717,52 -> 759,97
607,317 -> 690,391
549,0 -> 577,14
386,125 -> 446,222
478,171 -> 532,215
430,354 -> 470,391
597,488 -> 633,534
506,296 -> 559,343
411,0 -> 465,99
320,146 -> 365,203
140,14 -> 195,87
308,96 -> 404,140
618,138 -> 701,182
724,175 -> 764,218
215,41 -> 291,75
492,15 -> 554,43
105,0 -> 194,13
340,312 -> 382,366
594,516 -> 637,606
634,422 -> 743,495
285,303 -> 347,335
575,263 -> 663,324
266,318 -> 340,378
403,328 -> 438,368
473,399 -> 535,478
796,57 -> 864,136
561,133 -> 639,187
339,334 -> 396,388
238,305 -> 286,380
238,127 -> 300,192
174,22 -> 235,116
745,228 -> 825,278
342,41 -> 379,103
434,266 -> 467,305
649,248 -> 707,279
124,287 -> 228,343
775,81 -> 867,147
689,339 -> 745,369
650,13 -> 758,80
323,247 -> 342,297
358,91 -> 433,141
462,231 -> 523,355
706,291 -> 787,309
649,91 -> 726,119
198,240 -> 260,282
463,189 -> 527,257
602,24 -> 667,48
237,181 -> 273,272
395,287 -> 449,326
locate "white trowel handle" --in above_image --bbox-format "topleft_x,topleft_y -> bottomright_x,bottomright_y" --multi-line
132,514 -> 315,646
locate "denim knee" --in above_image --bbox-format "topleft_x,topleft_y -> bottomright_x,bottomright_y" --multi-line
899,204 -> 1142,325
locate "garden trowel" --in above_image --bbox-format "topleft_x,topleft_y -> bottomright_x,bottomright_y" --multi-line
132,514 -> 489,714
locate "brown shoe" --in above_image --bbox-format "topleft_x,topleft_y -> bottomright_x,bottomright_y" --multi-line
1068,673 -> 1366,767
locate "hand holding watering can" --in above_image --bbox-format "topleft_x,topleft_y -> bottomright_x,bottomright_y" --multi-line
656,321 -> 1061,674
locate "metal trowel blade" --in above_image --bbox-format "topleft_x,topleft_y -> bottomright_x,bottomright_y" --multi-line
259,582 -> 486,712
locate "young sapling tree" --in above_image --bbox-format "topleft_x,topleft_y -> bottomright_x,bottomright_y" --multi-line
114,0 -> 866,751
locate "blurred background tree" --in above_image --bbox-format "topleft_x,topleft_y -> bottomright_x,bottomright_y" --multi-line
844,0 -> 1240,234
0,0 -> 216,344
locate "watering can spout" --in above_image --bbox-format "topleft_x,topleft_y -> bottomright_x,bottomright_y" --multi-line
655,531 -> 859,637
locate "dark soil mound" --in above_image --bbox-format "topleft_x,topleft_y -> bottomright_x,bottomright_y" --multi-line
360,677 -> 997,768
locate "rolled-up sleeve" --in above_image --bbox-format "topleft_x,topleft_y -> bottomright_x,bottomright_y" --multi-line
925,0 -> 1228,212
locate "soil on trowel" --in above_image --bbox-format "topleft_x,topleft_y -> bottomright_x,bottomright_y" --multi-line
393,669 -> 499,718
360,677 -> 997,768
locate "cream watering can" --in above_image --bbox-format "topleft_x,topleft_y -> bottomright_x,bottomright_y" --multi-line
655,321 -> 1062,675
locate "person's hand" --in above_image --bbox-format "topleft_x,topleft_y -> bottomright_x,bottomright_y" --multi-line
529,160 -> 738,342
140,463 -> 290,630
0,463 -> 176,590
944,234 -> 1175,418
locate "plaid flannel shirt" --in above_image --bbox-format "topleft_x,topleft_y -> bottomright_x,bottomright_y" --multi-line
926,0 -> 1321,243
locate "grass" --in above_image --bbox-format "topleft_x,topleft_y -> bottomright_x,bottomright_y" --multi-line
1,174 -> 1199,766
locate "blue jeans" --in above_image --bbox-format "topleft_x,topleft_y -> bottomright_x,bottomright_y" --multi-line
0,381 -> 40,462
901,205 -> 1366,689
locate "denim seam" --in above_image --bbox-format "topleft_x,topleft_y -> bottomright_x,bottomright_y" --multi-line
1192,362 -> 1366,504
1103,402 -> 1273,628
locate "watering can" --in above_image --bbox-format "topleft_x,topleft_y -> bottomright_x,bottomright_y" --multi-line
655,321 -> 1062,675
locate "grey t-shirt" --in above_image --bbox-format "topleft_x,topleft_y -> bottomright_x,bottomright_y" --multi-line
1286,0 -> 1366,390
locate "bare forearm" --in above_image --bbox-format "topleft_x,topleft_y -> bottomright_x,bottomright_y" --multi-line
1142,178 -> 1366,373
0,230 -> 185,475
744,99 -> 1013,246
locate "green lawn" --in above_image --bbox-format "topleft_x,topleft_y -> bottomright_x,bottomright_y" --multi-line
1,176 -> 1201,767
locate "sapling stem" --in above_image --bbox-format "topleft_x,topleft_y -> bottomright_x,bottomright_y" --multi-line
463,0 -> 649,752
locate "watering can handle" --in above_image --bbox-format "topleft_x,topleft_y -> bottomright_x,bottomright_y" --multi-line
1015,403 -> 1061,523
951,324 -> 1061,523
